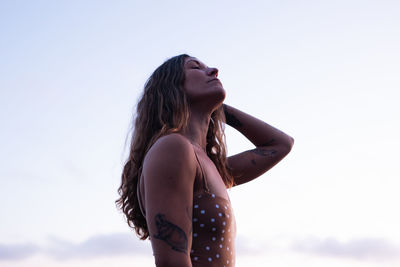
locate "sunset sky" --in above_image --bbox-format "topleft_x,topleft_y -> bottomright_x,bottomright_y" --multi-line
1,0 -> 400,266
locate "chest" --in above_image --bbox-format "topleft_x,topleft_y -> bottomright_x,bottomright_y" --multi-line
193,148 -> 229,200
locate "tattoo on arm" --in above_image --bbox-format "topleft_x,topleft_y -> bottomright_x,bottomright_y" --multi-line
153,213 -> 188,254
223,105 -> 243,128
260,139 -> 276,146
252,148 -> 277,157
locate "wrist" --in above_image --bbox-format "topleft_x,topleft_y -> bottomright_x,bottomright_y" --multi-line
223,104 -> 242,128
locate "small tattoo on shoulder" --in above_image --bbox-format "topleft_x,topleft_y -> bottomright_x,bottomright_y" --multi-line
153,213 -> 188,253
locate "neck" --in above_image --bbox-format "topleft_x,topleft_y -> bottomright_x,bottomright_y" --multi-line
181,110 -> 211,150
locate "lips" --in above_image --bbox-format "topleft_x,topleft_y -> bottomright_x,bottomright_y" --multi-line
207,78 -> 221,83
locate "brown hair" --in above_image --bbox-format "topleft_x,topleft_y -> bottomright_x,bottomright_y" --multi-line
116,54 -> 233,240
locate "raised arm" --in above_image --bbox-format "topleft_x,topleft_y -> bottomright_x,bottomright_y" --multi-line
142,134 -> 196,267
224,104 -> 294,186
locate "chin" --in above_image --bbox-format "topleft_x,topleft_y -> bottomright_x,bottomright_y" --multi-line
188,86 -> 226,110
212,86 -> 226,102
210,87 -> 226,110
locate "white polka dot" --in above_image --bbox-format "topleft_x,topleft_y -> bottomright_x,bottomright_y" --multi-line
194,204 -> 199,208
194,257 -> 198,261
228,238 -> 231,242
224,206 -> 227,209
211,194 -> 215,198
208,257 -> 212,262
190,249 -> 194,253
222,221 -> 226,226
218,213 -> 222,217
212,227 -> 216,231
221,237 -> 224,241
215,204 -> 219,208
219,244 -> 223,248
201,210 -> 205,214
211,218 -> 215,222
193,218 -> 198,222
205,246 -> 210,250
227,214 -> 230,218
222,230 -> 225,233
227,260 -> 230,264
212,237 -> 216,241
227,247 -> 230,251
193,233 -> 198,237
200,223 -> 204,227
216,254 -> 220,258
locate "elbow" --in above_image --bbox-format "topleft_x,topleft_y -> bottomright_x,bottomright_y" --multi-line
283,136 -> 294,154
289,136 -> 295,149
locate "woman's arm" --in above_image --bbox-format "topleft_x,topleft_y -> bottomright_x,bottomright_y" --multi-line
224,104 -> 294,186
142,134 -> 196,267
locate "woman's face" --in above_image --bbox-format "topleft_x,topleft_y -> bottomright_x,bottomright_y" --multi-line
183,57 -> 226,108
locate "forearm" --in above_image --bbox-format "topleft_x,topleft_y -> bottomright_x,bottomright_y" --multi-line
223,104 -> 294,150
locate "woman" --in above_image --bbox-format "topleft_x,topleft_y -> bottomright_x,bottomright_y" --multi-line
117,54 -> 294,267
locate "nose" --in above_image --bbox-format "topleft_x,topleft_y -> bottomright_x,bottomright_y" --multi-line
207,67 -> 218,77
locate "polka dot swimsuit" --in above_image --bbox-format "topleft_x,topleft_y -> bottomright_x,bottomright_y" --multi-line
191,146 -> 236,267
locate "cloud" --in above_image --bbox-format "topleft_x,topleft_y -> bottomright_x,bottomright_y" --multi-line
46,233 -> 152,260
235,235 -> 272,255
2,233 -> 400,263
0,233 -> 262,262
293,237 -> 400,261
0,233 -> 265,261
235,235 -> 400,262
0,243 -> 39,260
0,233 -> 151,261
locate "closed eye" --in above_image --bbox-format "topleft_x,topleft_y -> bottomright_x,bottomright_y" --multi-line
185,59 -> 205,70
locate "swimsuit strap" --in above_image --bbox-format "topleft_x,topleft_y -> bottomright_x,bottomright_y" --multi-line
192,145 -> 211,193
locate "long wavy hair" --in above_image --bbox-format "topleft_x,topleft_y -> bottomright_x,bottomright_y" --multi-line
116,54 -> 233,240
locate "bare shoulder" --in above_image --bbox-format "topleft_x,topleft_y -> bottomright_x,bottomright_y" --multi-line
141,134 -> 195,263
143,133 -> 196,178
145,133 -> 194,162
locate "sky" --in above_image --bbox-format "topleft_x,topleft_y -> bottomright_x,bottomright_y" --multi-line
1,0 -> 400,266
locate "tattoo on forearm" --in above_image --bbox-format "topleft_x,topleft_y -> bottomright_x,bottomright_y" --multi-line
260,139 -> 276,146
252,148 -> 277,157
223,105 -> 243,128
153,213 -> 188,253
